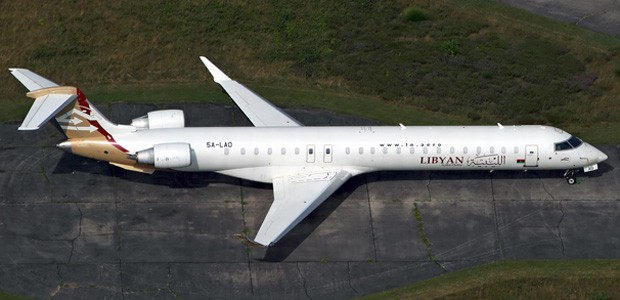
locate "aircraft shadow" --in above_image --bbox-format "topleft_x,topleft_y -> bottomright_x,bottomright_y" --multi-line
51,152 -> 615,261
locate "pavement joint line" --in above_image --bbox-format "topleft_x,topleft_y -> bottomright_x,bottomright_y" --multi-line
112,167 -> 126,300
296,262 -> 312,300
490,173 -> 505,259
346,261 -> 360,296
363,175 -> 378,262
68,203 -> 83,263
239,181 -> 255,296
538,174 -> 566,257
39,146 -> 52,186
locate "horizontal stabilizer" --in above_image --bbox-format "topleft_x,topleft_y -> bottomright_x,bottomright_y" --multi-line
19,93 -> 77,130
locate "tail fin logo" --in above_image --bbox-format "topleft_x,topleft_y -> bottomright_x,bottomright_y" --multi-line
56,106 -> 98,132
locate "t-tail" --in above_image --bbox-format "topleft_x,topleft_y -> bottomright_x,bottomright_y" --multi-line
9,68 -> 146,172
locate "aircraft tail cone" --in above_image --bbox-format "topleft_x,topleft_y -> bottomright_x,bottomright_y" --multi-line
56,140 -> 72,152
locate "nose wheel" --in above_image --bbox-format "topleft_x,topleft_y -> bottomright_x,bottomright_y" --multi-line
563,169 -> 577,185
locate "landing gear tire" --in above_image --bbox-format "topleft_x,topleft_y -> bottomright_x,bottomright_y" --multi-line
564,169 -> 577,185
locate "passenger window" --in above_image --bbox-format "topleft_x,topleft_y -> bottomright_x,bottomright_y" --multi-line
224,148 -> 229,155
295,147 -> 300,155
410,147 -> 414,154
359,147 -> 363,154
371,147 -> 376,154
397,147 -> 401,154
476,146 -> 481,154
281,148 -> 286,155
423,147 -> 428,154
514,146 -> 519,154
241,148 -> 246,155
490,146 -> 495,153
501,147 -> 506,154
450,147 -> 455,154
254,148 -> 259,155
463,147 -> 468,154
436,147 -> 441,154
346,147 -> 350,155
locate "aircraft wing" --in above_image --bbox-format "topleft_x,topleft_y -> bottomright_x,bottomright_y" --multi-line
253,168 -> 352,246
200,56 -> 302,127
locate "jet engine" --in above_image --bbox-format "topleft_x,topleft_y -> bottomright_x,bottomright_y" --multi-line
135,143 -> 192,168
131,110 -> 185,129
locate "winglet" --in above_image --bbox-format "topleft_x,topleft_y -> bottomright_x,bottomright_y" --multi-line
199,56 -> 231,83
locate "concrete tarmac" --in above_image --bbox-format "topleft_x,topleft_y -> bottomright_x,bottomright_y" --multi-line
500,0 -> 620,38
0,103 -> 619,299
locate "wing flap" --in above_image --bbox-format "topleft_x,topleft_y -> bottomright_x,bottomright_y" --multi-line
200,56 -> 302,127
253,169 -> 351,246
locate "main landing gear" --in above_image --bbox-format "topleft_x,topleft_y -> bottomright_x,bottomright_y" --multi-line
563,169 -> 577,185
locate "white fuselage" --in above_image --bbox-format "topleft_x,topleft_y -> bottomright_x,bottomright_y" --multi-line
114,125 -> 605,183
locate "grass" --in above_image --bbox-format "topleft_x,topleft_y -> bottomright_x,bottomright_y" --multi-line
1,1 -> 619,144
0,290 -> 29,300
360,259 -> 620,299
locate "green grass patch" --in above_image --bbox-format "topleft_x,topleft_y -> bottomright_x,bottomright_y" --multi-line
360,260 -> 620,299
0,290 -> 29,300
402,6 -> 428,22
1,1 -> 619,143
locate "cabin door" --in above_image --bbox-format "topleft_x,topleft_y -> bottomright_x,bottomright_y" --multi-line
524,145 -> 538,167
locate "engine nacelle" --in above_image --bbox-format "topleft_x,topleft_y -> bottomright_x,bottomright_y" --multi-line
131,109 -> 185,129
136,143 -> 192,168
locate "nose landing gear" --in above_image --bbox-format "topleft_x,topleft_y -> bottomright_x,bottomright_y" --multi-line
563,169 -> 577,185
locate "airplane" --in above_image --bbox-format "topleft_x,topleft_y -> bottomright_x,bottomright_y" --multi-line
9,57 -> 608,246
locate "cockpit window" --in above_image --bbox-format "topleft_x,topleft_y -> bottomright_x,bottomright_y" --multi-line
554,136 -> 582,151
567,136 -> 582,148
555,141 -> 572,151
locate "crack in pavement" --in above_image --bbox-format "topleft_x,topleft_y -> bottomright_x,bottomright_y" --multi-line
576,9 -> 610,25
412,202 -> 449,272
490,173 -> 505,259
538,174 -> 565,257
296,262 -> 312,300
346,261 -> 359,296
68,203 -> 83,263
364,175 -> 378,262
239,181 -> 255,296
425,172 -> 432,202
166,264 -> 179,299
50,263 -> 63,298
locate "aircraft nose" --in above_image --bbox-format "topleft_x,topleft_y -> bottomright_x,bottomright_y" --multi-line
598,151 -> 608,163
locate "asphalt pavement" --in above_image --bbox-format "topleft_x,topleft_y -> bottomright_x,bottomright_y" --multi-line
500,0 -> 620,37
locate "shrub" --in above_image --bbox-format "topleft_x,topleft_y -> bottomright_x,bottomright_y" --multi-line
402,6 -> 428,22
442,39 -> 460,56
